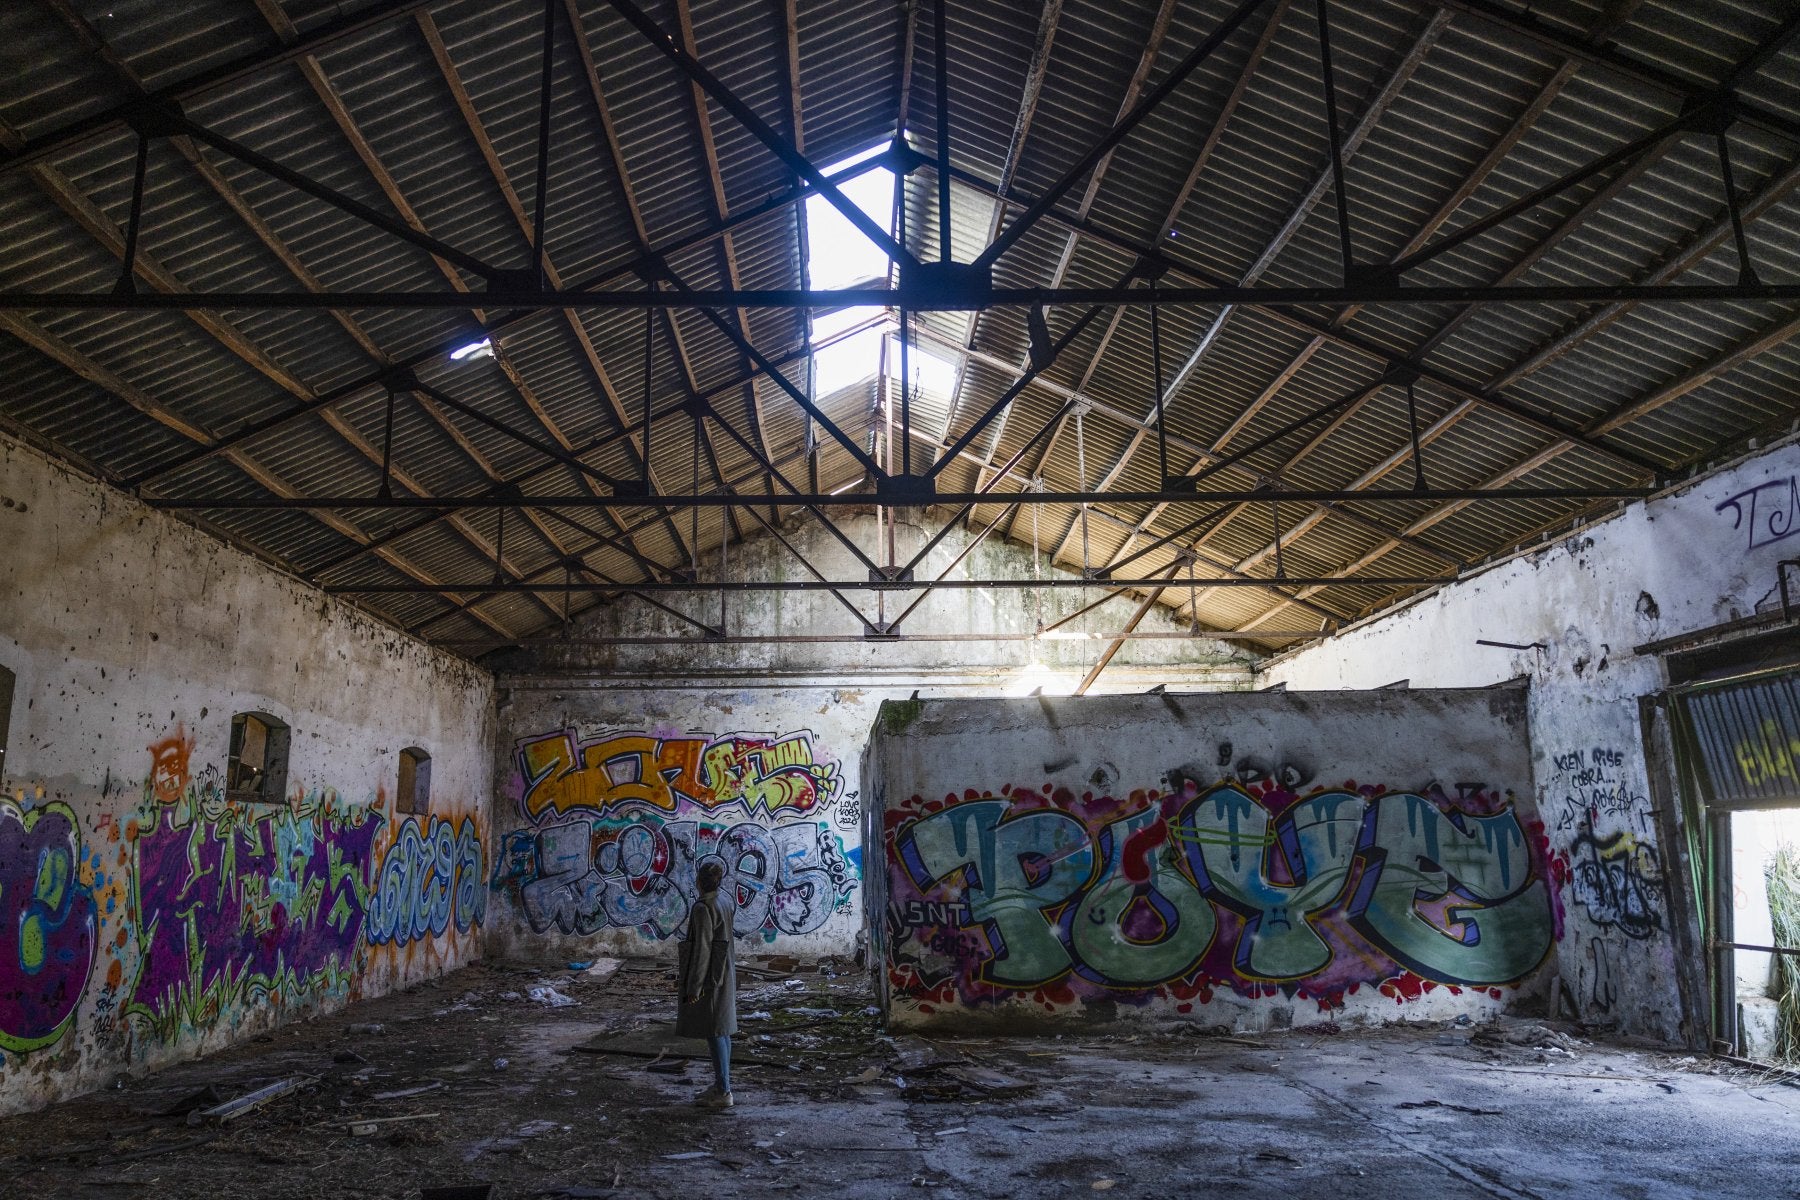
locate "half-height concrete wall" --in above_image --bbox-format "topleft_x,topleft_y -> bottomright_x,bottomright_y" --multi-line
485,512 -> 1255,965
1263,437 -> 1800,1044
0,436 -> 494,1115
866,689 -> 1554,1032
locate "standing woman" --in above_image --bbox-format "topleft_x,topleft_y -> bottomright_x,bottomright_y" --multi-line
677,861 -> 738,1109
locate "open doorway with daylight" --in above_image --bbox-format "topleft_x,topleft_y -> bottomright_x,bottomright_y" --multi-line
1663,627 -> 1800,1063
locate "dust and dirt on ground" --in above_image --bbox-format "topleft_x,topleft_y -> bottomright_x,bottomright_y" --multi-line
3,962 -> 1800,1199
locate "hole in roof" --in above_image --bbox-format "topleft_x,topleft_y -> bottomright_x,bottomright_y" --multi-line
802,142 -> 960,408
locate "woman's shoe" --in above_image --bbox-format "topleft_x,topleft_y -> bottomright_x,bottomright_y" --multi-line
695,1086 -> 734,1109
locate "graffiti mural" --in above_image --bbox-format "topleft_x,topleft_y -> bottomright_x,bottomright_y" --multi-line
126,729 -> 484,1041
367,815 -> 487,946
885,778 -> 1556,1012
517,728 -> 840,821
494,813 -> 857,941
128,781 -> 382,1036
498,725 -> 860,943
1,799 -> 98,1054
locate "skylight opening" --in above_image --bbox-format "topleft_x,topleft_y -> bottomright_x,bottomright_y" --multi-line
884,335 -> 958,398
804,147 -> 895,292
799,141 -> 961,412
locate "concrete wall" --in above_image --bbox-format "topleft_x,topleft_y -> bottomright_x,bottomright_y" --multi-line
1263,436 -> 1800,1044
865,689 -> 1554,1032
485,511 -> 1256,965
0,435 -> 495,1115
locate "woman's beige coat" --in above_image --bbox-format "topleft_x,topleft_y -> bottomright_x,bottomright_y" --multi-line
675,892 -> 737,1038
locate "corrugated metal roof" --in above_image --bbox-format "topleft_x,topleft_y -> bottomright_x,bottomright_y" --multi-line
0,0 -> 1796,659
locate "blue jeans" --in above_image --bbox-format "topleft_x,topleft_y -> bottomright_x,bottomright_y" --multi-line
707,1035 -> 731,1093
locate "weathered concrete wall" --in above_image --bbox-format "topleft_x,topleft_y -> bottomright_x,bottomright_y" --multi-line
0,435 -> 495,1115
1263,437 -> 1800,1044
866,689 -> 1554,1032
486,512 -> 1256,965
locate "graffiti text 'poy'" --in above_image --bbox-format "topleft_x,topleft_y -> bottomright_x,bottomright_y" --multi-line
886,782 -> 1556,1010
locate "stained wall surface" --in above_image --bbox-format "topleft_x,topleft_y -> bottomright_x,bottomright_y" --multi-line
0,435 -> 495,1115
1263,437 -> 1800,1044
485,512 -> 1256,965
866,689 -> 1555,1031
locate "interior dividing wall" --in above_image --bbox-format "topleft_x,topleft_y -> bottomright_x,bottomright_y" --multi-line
866,689 -> 1553,1032
1264,436 -> 1800,1045
484,511 -> 1256,966
0,435 -> 495,1115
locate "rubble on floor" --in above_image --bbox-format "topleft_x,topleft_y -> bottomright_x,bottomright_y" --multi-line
1,958 -> 1796,1198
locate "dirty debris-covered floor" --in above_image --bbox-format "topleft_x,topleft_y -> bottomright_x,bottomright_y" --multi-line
4,962 -> 1798,1199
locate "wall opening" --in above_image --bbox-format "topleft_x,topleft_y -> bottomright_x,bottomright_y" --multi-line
226,711 -> 290,804
0,663 -> 13,782
1667,646 -> 1800,1061
397,746 -> 432,814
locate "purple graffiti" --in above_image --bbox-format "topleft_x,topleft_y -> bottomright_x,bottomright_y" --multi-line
129,799 -> 379,1028
1,800 -> 97,1054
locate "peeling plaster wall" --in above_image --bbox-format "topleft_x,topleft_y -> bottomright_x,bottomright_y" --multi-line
1263,438 -> 1800,1044
866,690 -> 1553,1032
486,512 -> 1257,965
0,435 -> 495,1116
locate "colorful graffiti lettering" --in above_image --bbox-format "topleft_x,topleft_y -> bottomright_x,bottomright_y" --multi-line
494,812 -> 858,941
128,779 -> 381,1037
367,815 -> 487,946
0,800 -> 98,1053
885,780 -> 1555,1010
516,728 -> 840,821
1562,829 -> 1663,941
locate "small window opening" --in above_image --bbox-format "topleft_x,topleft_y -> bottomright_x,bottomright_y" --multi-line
0,664 -> 14,781
227,711 -> 290,804
397,746 -> 432,814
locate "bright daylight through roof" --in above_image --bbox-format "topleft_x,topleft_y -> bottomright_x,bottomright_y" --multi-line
805,143 -> 958,402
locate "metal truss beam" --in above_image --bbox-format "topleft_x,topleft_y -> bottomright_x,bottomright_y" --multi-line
329,574 -> 1449,596
10,283 -> 1796,310
150,485 -> 1649,512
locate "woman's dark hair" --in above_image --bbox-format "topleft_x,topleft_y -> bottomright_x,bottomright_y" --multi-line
697,862 -> 725,892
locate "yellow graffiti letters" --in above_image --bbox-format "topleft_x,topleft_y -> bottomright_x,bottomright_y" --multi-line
518,728 -> 839,820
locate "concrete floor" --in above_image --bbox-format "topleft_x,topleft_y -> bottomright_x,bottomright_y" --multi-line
2,962 -> 1796,1199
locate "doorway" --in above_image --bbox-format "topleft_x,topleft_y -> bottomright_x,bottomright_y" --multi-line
1664,632 -> 1800,1061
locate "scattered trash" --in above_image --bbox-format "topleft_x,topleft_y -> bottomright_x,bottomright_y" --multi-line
646,1058 -> 688,1075
333,1050 -> 369,1065
346,1113 -> 440,1137
420,1185 -> 496,1200
583,958 -> 624,983
528,986 -> 579,1008
782,979 -> 807,991
662,1151 -> 713,1161
1397,1099 -> 1502,1116
1253,1150 -> 1298,1163
1656,1082 -> 1677,1094
934,1127 -> 968,1137
188,1077 -> 306,1125
850,1066 -> 883,1084
1092,1181 -> 1117,1191
743,1011 -> 774,1021
492,1058 -> 509,1071
372,1082 -> 446,1101
567,961 -> 594,971
500,992 -> 522,1002
348,1023 -> 385,1035
516,1119 -> 561,1138
157,1085 -> 225,1118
